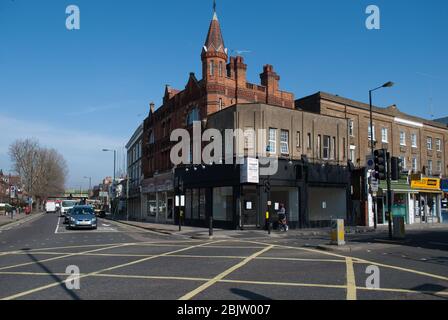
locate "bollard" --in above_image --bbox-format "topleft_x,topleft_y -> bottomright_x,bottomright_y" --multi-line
179,210 -> 183,232
266,211 -> 271,235
392,216 -> 406,240
331,219 -> 346,246
209,216 -> 213,237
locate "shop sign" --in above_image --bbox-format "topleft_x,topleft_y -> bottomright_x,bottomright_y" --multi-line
441,179 -> 448,192
411,178 -> 440,190
241,158 -> 259,184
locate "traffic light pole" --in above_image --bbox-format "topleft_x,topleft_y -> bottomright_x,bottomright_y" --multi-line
386,152 -> 393,239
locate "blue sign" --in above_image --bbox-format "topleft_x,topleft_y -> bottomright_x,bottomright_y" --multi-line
442,179 -> 448,192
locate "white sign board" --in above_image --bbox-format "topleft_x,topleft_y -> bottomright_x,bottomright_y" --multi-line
99,191 -> 108,198
241,158 -> 259,184
370,178 -> 379,193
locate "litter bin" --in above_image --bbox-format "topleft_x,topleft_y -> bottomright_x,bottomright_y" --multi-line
393,216 -> 406,239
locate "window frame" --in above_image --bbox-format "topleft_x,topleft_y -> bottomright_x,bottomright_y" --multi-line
280,130 -> 290,155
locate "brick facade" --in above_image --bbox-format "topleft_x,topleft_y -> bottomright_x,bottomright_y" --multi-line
142,11 -> 294,179
296,92 -> 448,177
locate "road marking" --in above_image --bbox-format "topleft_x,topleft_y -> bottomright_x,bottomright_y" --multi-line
54,217 -> 60,234
179,245 -> 274,301
345,258 -> 357,300
1,270 -> 447,298
1,240 -> 224,300
241,239 -> 448,283
0,242 -> 133,271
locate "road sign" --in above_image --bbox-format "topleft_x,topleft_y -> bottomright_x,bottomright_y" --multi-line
370,177 -> 379,193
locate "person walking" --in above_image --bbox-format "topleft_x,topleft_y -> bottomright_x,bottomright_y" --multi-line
278,203 -> 288,232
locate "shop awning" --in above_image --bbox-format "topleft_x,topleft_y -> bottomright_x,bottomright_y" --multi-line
411,178 -> 442,194
379,180 -> 415,193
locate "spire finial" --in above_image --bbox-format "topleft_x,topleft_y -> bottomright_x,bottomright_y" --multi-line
213,0 -> 216,13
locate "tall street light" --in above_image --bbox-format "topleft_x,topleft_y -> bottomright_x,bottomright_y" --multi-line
102,149 -> 117,216
369,81 -> 394,229
102,149 -> 117,183
83,176 -> 92,196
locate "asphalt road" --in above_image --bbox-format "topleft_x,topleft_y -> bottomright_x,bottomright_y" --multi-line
0,214 -> 447,300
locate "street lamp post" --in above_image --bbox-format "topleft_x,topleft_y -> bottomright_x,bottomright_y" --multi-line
369,81 -> 394,229
83,176 -> 92,197
102,149 -> 117,217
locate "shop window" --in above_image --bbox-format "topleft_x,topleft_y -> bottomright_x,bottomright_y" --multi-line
192,189 -> 199,219
185,189 -> 192,219
199,189 -> 206,220
213,187 -> 233,221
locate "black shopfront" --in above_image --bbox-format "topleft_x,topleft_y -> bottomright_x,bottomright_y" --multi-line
174,159 -> 352,230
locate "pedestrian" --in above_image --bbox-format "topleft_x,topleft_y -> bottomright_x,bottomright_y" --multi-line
277,203 -> 288,232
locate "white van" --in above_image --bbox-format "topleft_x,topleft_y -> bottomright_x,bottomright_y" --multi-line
60,200 -> 78,217
45,201 -> 57,213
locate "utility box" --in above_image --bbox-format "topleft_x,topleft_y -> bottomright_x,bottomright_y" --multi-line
331,219 -> 346,246
393,216 -> 406,239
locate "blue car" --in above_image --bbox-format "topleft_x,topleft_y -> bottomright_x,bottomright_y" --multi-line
68,205 -> 98,230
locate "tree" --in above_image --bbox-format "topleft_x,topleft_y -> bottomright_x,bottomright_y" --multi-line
8,139 -> 68,200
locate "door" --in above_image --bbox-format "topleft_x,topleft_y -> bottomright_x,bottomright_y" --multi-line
241,186 -> 258,228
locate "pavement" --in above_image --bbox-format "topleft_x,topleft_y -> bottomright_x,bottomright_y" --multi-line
0,213 -> 447,300
0,212 -> 43,229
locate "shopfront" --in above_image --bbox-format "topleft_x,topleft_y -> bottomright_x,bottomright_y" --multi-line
141,172 -> 174,224
174,158 -> 351,230
411,178 -> 442,224
441,179 -> 448,223
377,180 -> 414,225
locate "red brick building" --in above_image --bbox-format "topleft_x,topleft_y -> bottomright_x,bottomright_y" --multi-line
140,9 -> 294,223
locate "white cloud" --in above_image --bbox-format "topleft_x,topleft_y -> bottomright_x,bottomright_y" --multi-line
0,114 -> 127,188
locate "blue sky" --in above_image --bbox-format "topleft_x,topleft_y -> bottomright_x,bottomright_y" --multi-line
0,0 -> 447,188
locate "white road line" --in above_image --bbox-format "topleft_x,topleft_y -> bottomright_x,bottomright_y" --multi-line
54,217 -> 60,234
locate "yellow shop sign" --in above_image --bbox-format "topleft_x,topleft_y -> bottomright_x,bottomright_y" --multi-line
411,178 -> 440,190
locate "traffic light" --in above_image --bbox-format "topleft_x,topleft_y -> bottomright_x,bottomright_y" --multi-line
374,149 -> 387,180
391,157 -> 403,181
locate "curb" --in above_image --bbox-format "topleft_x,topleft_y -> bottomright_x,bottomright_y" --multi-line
105,218 -> 177,236
0,213 -> 44,230
316,244 -> 354,253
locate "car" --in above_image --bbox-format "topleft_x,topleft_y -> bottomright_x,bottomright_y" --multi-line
45,201 -> 57,214
67,205 -> 97,230
63,207 -> 74,224
60,200 -> 78,217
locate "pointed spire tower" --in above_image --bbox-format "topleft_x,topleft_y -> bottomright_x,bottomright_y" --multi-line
202,1 -> 228,81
